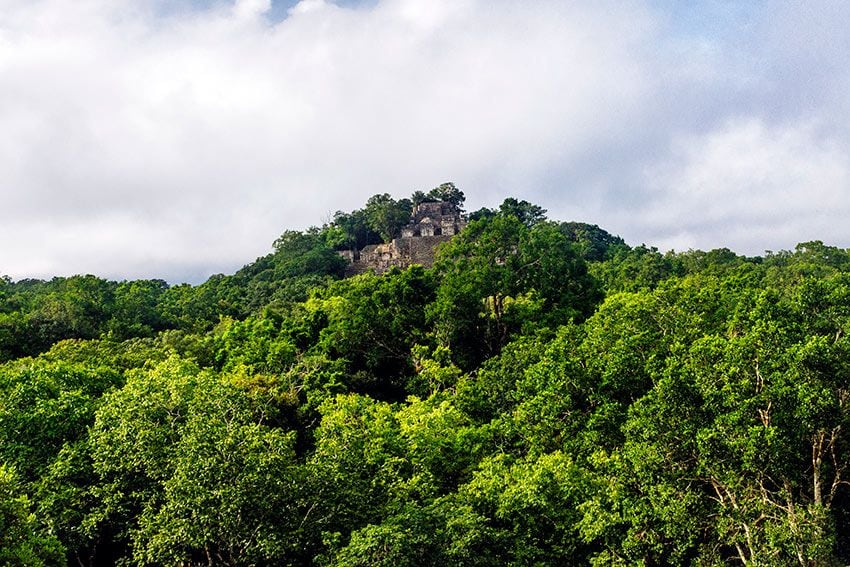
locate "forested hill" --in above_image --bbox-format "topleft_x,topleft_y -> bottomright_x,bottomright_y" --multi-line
3,189 -> 850,565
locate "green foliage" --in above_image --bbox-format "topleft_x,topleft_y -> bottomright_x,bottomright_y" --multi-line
559,221 -> 628,262
326,499 -> 495,567
468,197 -> 546,228
0,464 -> 65,566
396,394 -> 485,494
89,357 -> 207,537
459,452 -> 591,564
331,209 -> 381,251
363,194 -> 413,242
306,266 -> 437,398
33,440 -> 100,564
211,314 -> 297,374
454,333 -> 550,422
497,197 -> 547,227
307,394 -> 408,541
431,214 -> 600,369
108,279 -> 169,340
0,361 -> 121,481
5,193 -> 850,565
426,182 -> 466,211
83,356 -> 309,564
134,377 -> 302,566
589,244 -> 680,292
272,230 -> 348,279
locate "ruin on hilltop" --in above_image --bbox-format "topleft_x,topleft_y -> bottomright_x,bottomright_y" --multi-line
340,201 -> 467,275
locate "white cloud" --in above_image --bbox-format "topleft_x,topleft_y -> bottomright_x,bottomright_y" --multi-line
0,0 -> 660,281
288,0 -> 329,16
2,0 -> 850,281
234,0 -> 272,20
635,118 -> 850,254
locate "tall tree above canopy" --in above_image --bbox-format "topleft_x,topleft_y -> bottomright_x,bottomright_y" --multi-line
271,230 -> 347,279
426,182 -> 466,211
363,194 -> 413,243
332,209 -> 381,251
559,222 -> 628,262
498,198 -> 547,227
410,190 -> 431,207
469,198 -> 548,228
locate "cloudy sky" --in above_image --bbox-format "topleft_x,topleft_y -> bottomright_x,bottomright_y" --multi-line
2,0 -> 850,283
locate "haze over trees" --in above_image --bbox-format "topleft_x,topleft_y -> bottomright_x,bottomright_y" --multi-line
3,187 -> 850,565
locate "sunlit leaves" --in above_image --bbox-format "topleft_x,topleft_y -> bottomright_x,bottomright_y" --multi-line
0,464 -> 65,566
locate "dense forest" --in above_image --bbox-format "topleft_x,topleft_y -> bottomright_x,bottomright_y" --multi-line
3,186 -> 850,565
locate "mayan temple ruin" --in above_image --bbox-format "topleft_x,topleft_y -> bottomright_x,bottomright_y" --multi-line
340,201 -> 467,275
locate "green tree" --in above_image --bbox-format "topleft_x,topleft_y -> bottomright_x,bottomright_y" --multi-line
363,194 -> 412,242
331,209 -> 382,251
211,313 -> 297,374
272,230 -> 348,279
0,361 -> 122,481
0,464 -> 65,566
134,374 -> 304,566
427,182 -> 466,211
456,452 -> 592,565
87,357 -> 207,559
34,439 -> 101,566
307,394 -> 408,545
410,190 -> 433,207
589,244 -> 680,292
328,498 -> 496,567
24,276 -> 116,354
108,279 -> 169,340
307,266 -> 437,398
559,222 -> 628,262
497,198 -> 547,227
431,214 -> 600,369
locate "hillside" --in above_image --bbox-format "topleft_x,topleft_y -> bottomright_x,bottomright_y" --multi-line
2,190 -> 850,565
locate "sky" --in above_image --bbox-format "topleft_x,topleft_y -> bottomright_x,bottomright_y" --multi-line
2,0 -> 850,283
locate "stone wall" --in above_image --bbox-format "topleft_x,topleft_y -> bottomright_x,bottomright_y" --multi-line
344,235 -> 454,275
341,202 -> 466,275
